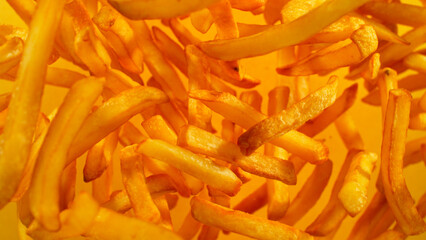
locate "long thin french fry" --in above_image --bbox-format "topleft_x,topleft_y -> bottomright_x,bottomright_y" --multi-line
360,2 -> 426,27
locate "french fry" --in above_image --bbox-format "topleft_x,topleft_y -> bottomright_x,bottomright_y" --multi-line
378,68 -> 398,121
403,53 -> 426,74
234,90 -> 263,140
234,183 -> 268,214
299,83 -> 357,137
281,0 -> 326,24
92,163 -> 113,204
138,139 -> 242,196
158,102 -> 188,134
229,0 -> 264,11
372,230 -> 405,240
84,139 -> 106,182
191,197 -> 313,240
84,207 -> 182,240
68,86 -> 168,161
142,115 -> 178,144
153,195 -> 172,230
28,78 -> 103,231
360,2 -> 426,27
27,192 -> 99,240
5,0 -> 35,25
190,9 -> 214,34
280,160 -> 332,225
360,53 -> 381,83
120,145 -> 161,223
334,112 -> 364,150
198,0 -> 370,60
0,37 -> 23,75
108,0 -> 220,20
178,211 -> 202,239
409,112 -> 426,130
118,121 -> 146,146
0,0 -> 66,209
338,151 -> 378,217
59,161 -> 77,211
179,125 -> 296,184
380,89 -> 426,235
209,0 -> 239,39
0,92 -> 11,112
238,76 -> 338,155
190,89 -> 328,163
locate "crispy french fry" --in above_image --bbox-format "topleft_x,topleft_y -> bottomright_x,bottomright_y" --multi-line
209,0 -> 239,39
108,0 -> 220,20
190,89 -> 328,163
179,125 -> 296,184
142,115 -> 178,144
334,112 -> 364,150
229,0 -> 264,11
138,139 -> 242,196
338,151 -> 377,217
68,86 -> 167,161
191,197 -> 313,240
198,0 -> 370,60
299,83 -> 357,137
120,145 -> 161,223
280,160 -> 332,225
380,89 -> 426,235
238,76 -> 338,155
0,0 -> 66,209
234,90 -> 263,140
360,2 -> 426,27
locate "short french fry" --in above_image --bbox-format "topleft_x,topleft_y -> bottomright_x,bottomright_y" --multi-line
0,0 -> 66,209
334,112 -> 364,150
280,160 -> 332,225
191,197 -> 313,240
137,139 -> 242,196
179,125 -> 296,184
190,89 -> 328,163
238,76 -> 338,155
68,86 -> 168,161
380,89 -> 426,235
338,151 -> 378,216
208,0 -> 239,40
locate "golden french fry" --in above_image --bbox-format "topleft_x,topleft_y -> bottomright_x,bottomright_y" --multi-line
179,125 -> 296,184
59,161 -> 76,211
238,76 -> 338,155
92,163 -> 113,204
198,0 -> 370,60
178,210 -> 202,239
120,145 -> 161,223
234,183 -> 267,214
299,83 -> 357,137
280,160 -> 332,225
0,92 -> 11,112
0,37 -> 23,75
118,121 -> 146,147
191,196 -> 313,240
108,0 -> 220,20
378,68 -> 398,122
281,0 -> 326,24
142,115 -> 178,144
360,2 -> 426,27
380,89 -> 426,235
263,0 -> 288,25
229,0 -> 264,11
190,9 -> 214,34
209,0 -> 239,39
5,0 -> 35,25
190,89 -> 328,164
403,53 -> 426,74
84,139 -> 106,182
334,112 -> 364,150
68,86 -> 168,161
0,0 -> 66,209
338,151 -> 377,217
138,139 -> 242,196
157,102 -> 188,134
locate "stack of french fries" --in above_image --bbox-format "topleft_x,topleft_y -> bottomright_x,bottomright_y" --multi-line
0,0 -> 425,239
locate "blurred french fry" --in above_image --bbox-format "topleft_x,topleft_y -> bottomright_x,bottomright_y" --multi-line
29,78 -> 103,231
378,68 -> 398,121
68,86 -> 167,161
209,0 -> 239,39
360,2 -> 426,27
5,0 -> 35,25
229,0 -> 264,11
299,83 -> 357,137
380,89 -> 426,235
27,192 -> 99,240
191,197 -> 313,240
338,151 -> 377,217
360,53 -> 381,83
142,115 -> 178,144
108,0 -> 220,20
84,206 -> 182,240
372,230 -> 405,240
0,37 -> 23,75
153,195 -> 172,230
264,0 -> 288,25
334,112 -> 364,150
178,211 -> 202,239
237,23 -> 271,37
120,145 -> 161,223
238,76 -> 338,155
84,139 -> 106,182
234,183 -> 268,214
190,89 -> 328,164
179,125 -> 296,184
281,0 -> 326,24
59,161 -> 77,211
198,0 -> 370,60
138,139 -> 242,196
92,163 -> 113,204
306,150 -> 362,236
0,0 -> 66,209
409,112 -> 426,130
0,92 -> 11,112
280,160 -> 332,225
403,53 -> 426,74
190,9 -> 214,34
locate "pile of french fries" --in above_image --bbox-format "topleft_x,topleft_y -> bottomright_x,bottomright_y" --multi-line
0,0 -> 426,239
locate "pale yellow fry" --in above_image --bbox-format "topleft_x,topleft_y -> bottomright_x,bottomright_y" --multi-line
68,86 -> 168,161
29,78 -> 104,231
198,0 -> 370,60
6,0 -> 35,25
108,0 -> 220,19
238,76 -> 338,155
0,0 -> 66,209
137,139 -> 241,196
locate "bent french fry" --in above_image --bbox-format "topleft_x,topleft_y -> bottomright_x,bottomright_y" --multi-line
0,0 -> 66,209
360,2 -> 426,27
280,160 -> 332,225
137,139 -> 242,196
198,0 -> 370,60
338,151 -> 378,217
108,0 -> 220,20
191,197 -> 313,240
190,89 -> 328,163
68,86 -> 168,161
380,89 -> 426,235
178,125 -> 296,184
238,76 -> 338,155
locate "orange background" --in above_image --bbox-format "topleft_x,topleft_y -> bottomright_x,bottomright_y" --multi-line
0,1 -> 425,239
